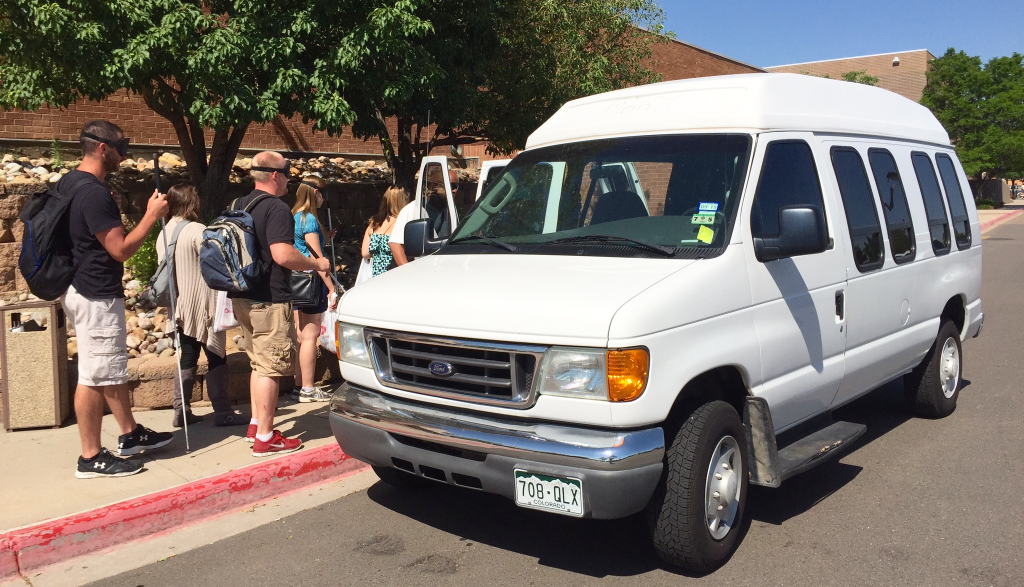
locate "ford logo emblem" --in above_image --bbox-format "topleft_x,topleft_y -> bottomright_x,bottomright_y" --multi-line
428,361 -> 455,377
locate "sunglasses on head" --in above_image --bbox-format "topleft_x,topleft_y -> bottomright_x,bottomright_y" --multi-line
82,132 -> 129,157
251,161 -> 292,179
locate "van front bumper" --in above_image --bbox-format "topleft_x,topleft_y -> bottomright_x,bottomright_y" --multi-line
329,383 -> 665,519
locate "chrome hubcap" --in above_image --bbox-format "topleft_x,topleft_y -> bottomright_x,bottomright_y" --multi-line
940,337 -> 960,399
705,435 -> 742,540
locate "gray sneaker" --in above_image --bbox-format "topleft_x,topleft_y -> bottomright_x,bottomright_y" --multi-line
298,386 -> 331,403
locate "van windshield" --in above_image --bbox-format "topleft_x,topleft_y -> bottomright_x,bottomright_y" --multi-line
444,134 -> 752,259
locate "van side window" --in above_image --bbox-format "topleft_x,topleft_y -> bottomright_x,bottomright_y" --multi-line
935,154 -> 973,249
830,147 -> 884,271
910,152 -> 952,256
867,149 -> 916,264
751,141 -> 826,238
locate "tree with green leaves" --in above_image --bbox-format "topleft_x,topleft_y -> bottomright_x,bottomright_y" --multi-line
839,70 -> 879,85
810,70 -> 879,86
337,0 -> 671,191
0,0 -> 429,215
1,0 -> 669,207
921,48 -> 1024,195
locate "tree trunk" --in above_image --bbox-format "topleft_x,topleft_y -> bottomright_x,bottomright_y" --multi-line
196,162 -> 234,220
196,125 -> 249,220
139,82 -> 248,219
391,116 -> 421,195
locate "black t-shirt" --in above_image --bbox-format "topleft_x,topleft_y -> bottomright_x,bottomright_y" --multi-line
228,190 -> 294,303
63,170 -> 124,299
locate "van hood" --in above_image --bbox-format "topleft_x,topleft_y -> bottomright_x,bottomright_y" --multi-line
337,254 -> 693,345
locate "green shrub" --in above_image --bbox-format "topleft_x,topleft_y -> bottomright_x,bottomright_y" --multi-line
50,138 -> 63,167
125,223 -> 162,284
975,198 -> 1001,210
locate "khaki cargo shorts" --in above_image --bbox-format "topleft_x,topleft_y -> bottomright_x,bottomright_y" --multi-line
60,285 -> 129,387
232,299 -> 295,377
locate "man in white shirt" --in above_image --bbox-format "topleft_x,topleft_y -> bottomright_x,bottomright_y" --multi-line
389,170 -> 459,265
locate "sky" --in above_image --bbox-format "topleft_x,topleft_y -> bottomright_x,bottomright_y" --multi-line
659,0 -> 1024,68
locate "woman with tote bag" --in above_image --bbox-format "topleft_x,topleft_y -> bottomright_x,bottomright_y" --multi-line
156,184 -> 247,428
291,176 -> 338,403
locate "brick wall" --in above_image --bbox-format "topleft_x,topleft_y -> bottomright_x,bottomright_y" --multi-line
631,162 -> 674,215
649,38 -> 762,81
0,89 -> 394,155
766,49 -> 934,102
0,37 -> 761,161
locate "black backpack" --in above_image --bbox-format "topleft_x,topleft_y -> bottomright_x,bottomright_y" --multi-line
18,175 -> 93,300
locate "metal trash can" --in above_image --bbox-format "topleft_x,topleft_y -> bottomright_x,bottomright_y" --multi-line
0,300 -> 70,430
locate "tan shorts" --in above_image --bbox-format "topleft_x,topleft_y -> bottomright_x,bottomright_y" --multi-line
60,285 -> 129,387
232,299 -> 295,377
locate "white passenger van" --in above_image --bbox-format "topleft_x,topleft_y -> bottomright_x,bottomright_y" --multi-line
329,73 -> 983,571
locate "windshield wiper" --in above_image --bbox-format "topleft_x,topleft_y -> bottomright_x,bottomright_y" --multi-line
448,234 -> 519,252
543,235 -> 676,256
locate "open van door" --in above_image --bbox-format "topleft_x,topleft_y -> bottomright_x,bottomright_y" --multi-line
413,156 -> 459,239
476,159 -> 512,200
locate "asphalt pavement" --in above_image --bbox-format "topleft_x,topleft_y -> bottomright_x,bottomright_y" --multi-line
88,217 -> 1024,587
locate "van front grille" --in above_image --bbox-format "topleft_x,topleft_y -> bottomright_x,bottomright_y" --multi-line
364,328 -> 545,409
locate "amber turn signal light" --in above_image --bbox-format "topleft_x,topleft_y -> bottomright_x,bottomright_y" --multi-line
606,348 -> 649,402
335,321 -> 342,359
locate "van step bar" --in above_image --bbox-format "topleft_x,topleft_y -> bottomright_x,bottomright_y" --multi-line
744,398 -> 866,487
776,421 -> 866,482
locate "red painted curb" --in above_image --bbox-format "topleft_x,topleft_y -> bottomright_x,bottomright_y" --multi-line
0,444 -> 369,579
980,208 -> 1024,232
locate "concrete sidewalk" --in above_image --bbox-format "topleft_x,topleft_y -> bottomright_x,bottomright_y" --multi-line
977,202 -> 1024,232
0,396 -> 341,533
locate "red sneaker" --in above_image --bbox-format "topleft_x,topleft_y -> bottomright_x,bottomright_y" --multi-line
245,424 -> 257,444
252,430 -> 302,457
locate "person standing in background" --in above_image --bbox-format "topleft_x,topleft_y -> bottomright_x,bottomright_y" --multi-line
230,151 -> 329,456
291,175 -> 338,403
156,183 -> 248,428
361,186 -> 408,277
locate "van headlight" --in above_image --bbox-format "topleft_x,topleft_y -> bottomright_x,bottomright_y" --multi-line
336,323 -> 371,368
538,347 -> 649,402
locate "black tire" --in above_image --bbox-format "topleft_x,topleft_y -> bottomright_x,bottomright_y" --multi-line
372,465 -> 432,491
645,400 -> 748,573
904,320 -> 962,418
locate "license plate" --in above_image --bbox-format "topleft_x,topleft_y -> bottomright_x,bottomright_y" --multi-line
514,469 -> 584,517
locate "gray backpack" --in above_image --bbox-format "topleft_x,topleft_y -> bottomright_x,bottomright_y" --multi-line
147,221 -> 189,307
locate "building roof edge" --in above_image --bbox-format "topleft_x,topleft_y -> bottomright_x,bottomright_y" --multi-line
765,49 -> 932,69
635,27 -> 766,73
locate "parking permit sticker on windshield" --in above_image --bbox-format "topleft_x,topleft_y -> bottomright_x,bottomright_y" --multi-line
698,202 -> 719,212
697,225 -> 715,244
691,213 -> 715,225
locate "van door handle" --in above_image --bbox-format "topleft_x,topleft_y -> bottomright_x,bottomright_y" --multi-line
835,290 -> 845,321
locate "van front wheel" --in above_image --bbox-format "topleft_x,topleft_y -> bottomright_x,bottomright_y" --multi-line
646,400 -> 748,573
905,320 -> 962,418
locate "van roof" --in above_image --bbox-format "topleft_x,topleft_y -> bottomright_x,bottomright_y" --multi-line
525,73 -> 950,149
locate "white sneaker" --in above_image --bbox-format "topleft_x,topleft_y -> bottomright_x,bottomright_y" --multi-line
298,386 -> 332,403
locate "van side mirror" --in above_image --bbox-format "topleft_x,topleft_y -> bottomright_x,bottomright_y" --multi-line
753,205 -> 829,262
403,219 -> 446,258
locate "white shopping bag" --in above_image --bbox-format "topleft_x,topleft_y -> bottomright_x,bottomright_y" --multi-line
319,294 -> 339,353
354,257 -> 372,286
213,290 -> 239,332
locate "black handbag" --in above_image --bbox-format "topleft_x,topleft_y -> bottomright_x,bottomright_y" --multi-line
290,249 -> 323,308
